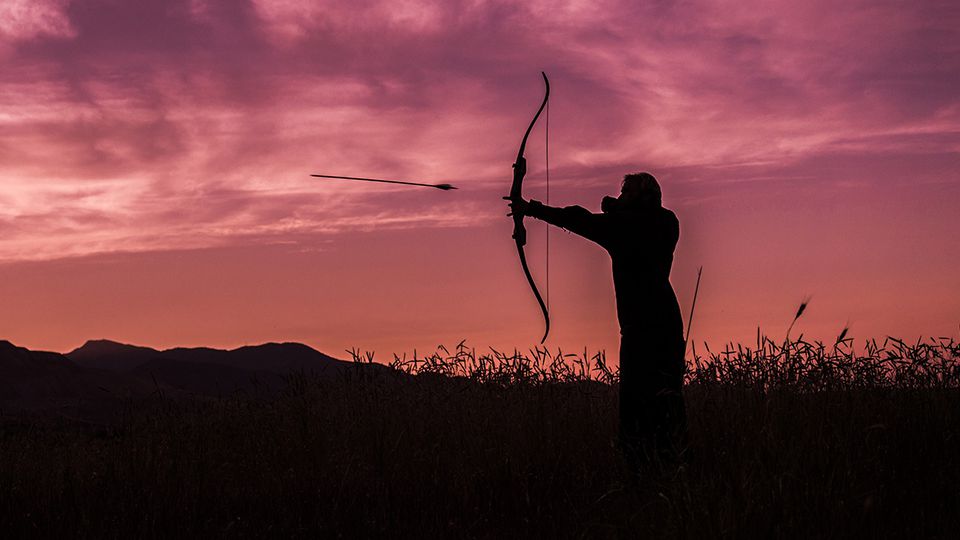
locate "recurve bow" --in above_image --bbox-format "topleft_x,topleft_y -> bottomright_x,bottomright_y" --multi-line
509,72 -> 550,344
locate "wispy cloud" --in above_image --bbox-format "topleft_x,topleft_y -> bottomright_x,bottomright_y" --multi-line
1,0 -> 958,262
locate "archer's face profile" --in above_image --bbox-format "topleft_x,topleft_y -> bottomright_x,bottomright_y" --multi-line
619,172 -> 662,209
602,173 -> 662,213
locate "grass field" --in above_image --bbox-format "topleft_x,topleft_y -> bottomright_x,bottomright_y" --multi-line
1,335 -> 958,538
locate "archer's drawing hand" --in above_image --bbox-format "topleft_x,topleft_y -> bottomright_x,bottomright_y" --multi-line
503,196 -> 530,217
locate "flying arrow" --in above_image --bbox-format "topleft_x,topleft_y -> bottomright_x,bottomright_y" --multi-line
310,174 -> 457,191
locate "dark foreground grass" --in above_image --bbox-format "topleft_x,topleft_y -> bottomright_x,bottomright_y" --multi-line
1,337 -> 959,538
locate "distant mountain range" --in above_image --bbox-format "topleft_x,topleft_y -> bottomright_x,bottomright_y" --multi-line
1,339 -> 380,419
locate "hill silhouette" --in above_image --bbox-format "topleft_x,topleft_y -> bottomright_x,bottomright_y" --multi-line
1,340 -> 157,417
2,339 -> 375,418
67,339 -> 349,374
65,339 -> 162,371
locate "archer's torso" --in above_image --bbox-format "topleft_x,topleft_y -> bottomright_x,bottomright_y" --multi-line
526,202 -> 683,340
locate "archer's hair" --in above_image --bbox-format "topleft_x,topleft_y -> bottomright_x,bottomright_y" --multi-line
622,172 -> 662,206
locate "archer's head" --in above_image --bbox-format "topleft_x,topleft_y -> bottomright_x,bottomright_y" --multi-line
619,172 -> 661,210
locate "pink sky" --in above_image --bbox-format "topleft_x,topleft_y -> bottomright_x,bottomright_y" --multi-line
1,0 -> 958,360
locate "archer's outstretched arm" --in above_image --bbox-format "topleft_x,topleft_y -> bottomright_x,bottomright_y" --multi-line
522,199 -> 611,248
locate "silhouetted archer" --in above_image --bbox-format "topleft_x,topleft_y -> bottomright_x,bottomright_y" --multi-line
508,172 -> 687,463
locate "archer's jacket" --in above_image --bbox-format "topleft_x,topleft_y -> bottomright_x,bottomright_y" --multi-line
525,200 -> 684,342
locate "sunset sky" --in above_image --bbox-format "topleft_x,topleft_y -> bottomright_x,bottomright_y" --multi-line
1,0 -> 958,360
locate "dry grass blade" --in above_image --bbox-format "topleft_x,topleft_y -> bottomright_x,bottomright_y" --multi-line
785,295 -> 812,341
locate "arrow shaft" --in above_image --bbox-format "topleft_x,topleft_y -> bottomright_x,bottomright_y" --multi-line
310,174 -> 455,190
